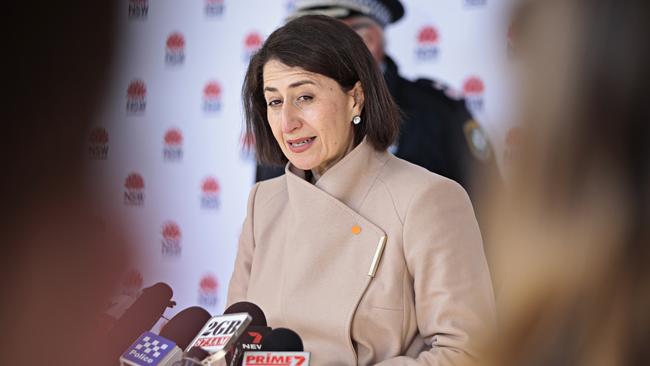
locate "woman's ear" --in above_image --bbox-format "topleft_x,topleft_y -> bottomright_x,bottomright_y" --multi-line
349,81 -> 365,115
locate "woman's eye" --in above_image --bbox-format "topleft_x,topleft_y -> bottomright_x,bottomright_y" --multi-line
297,95 -> 313,102
267,99 -> 282,107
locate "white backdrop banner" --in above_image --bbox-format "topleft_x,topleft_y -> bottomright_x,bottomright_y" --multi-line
91,0 -> 516,317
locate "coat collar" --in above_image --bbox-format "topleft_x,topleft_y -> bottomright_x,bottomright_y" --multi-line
285,138 -> 390,212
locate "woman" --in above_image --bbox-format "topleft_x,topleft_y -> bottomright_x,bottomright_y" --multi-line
228,15 -> 495,365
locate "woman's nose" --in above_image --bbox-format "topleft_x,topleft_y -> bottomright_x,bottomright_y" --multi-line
281,102 -> 302,133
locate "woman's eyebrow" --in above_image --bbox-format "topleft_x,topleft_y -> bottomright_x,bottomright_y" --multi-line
264,80 -> 316,93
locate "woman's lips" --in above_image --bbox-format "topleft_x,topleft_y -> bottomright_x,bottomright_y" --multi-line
287,136 -> 316,153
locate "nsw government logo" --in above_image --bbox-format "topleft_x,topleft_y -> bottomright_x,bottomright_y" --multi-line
243,32 -> 263,62
201,177 -> 221,209
124,173 -> 145,206
163,128 -> 183,162
205,0 -> 225,17
126,79 -> 146,115
161,221 -> 182,257
203,81 -> 222,113
463,76 -> 485,113
121,269 -> 143,296
415,25 -> 440,61
199,274 -> 219,307
128,0 -> 148,19
88,127 -> 109,160
165,32 -> 185,66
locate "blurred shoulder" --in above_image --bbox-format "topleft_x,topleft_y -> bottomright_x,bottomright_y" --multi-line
377,154 -> 471,215
251,175 -> 287,210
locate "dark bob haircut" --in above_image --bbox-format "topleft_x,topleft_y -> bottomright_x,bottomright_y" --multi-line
242,14 -> 400,166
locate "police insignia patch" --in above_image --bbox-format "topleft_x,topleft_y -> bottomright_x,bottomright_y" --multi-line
463,120 -> 492,161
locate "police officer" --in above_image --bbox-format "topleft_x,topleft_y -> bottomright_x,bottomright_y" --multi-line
256,0 -> 498,202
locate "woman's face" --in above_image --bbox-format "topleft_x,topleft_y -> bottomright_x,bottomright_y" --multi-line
262,59 -> 363,175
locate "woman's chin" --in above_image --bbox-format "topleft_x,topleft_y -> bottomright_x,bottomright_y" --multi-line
288,158 -> 317,172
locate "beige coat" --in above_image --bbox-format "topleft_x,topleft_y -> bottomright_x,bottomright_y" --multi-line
227,139 -> 495,365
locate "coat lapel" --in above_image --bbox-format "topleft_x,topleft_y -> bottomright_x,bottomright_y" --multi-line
281,140 -> 389,364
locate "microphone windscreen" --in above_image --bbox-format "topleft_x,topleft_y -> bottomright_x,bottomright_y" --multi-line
224,301 -> 267,327
260,328 -> 304,352
160,306 -> 212,350
107,282 -> 174,360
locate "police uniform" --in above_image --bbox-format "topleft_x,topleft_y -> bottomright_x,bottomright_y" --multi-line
256,0 -> 497,202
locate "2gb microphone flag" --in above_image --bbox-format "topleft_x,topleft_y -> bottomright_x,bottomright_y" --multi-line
187,312 -> 252,353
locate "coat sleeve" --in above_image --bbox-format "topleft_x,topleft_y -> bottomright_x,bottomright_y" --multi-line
377,179 -> 496,366
226,183 -> 260,306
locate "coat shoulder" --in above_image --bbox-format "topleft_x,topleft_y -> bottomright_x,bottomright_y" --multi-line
254,174 -> 288,210
376,154 -> 470,218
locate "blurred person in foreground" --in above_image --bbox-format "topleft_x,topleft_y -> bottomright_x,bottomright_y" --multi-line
228,15 -> 495,365
1,2 -> 129,365
482,0 -> 650,365
256,0 -> 499,206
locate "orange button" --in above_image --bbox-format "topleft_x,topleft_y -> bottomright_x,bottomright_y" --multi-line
351,225 -> 362,235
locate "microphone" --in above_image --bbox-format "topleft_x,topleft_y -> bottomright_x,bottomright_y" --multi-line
109,283 -> 176,362
224,302 -> 272,366
260,328 -> 304,352
119,306 -> 211,366
186,310 -> 252,364
161,306 -> 212,350
241,328 -> 310,366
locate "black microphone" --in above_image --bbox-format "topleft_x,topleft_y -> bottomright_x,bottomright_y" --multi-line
260,328 -> 304,352
108,282 -> 175,362
223,301 -> 267,326
241,328 -> 310,366
160,306 -> 212,350
224,302 -> 272,366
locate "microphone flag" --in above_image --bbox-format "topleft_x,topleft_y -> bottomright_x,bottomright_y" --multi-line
242,351 -> 311,366
120,331 -> 182,366
186,312 -> 252,354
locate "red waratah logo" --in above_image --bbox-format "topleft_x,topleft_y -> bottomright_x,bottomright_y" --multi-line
200,275 -> 219,294
124,173 -> 145,206
127,80 -> 147,99
88,127 -> 109,160
126,79 -> 147,115
418,26 -> 439,45
463,76 -> 485,96
203,81 -> 222,113
166,33 -> 185,51
125,173 -> 145,190
164,128 -> 183,146
245,32 -> 263,49
89,127 -> 109,144
163,128 -> 183,162
415,26 -> 440,60
202,177 -> 220,194
201,177 -> 221,209
128,0 -> 149,19
162,222 -> 181,240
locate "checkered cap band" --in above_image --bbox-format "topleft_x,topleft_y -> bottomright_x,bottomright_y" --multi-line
293,0 -> 392,27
